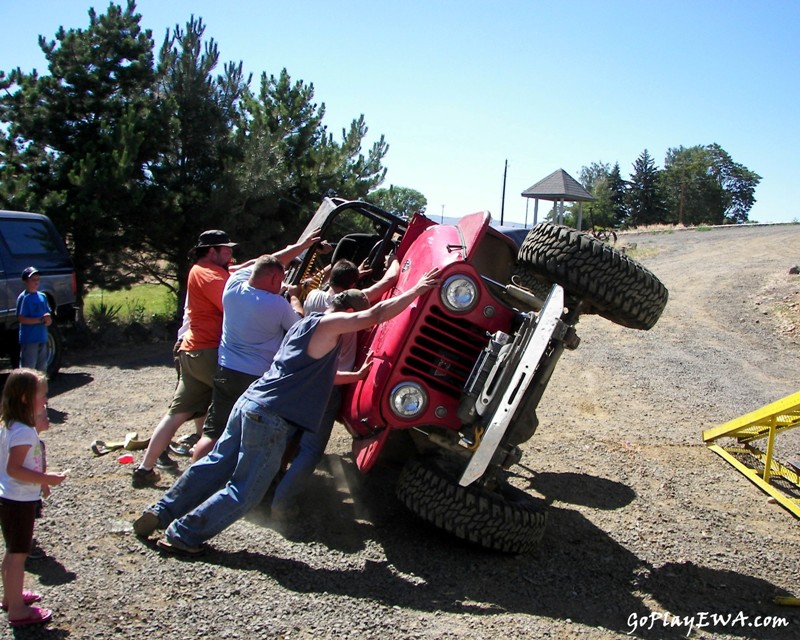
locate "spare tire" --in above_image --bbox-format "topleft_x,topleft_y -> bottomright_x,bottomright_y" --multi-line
515,223 -> 668,330
396,457 -> 547,554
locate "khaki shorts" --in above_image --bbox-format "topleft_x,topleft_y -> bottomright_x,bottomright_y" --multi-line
169,348 -> 218,416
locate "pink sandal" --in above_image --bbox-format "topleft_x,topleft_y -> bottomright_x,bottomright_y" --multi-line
1,590 -> 42,611
9,605 -> 52,627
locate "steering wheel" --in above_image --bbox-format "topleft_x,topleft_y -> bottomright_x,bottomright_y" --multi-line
363,239 -> 387,279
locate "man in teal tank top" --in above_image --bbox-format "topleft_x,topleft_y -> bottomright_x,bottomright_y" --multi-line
133,268 -> 440,555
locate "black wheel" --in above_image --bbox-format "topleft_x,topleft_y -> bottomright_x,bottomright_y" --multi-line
396,457 -> 547,554
45,324 -> 63,379
515,223 -> 668,330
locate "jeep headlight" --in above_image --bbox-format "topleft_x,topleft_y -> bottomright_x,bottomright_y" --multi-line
389,382 -> 428,419
441,275 -> 478,312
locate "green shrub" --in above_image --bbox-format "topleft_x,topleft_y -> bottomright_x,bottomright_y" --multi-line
87,298 -> 122,331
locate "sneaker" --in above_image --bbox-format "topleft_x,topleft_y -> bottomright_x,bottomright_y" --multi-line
133,510 -> 163,537
156,451 -> 178,470
131,467 -> 160,488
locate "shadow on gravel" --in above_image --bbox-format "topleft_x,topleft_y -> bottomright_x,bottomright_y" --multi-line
523,470 -> 637,510
47,371 -> 94,401
25,554 -> 77,587
62,342 -> 173,371
223,456 -> 799,639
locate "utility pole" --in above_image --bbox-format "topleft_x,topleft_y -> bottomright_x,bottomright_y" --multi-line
500,159 -> 508,225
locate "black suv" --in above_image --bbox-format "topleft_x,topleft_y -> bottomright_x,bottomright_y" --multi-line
0,211 -> 77,377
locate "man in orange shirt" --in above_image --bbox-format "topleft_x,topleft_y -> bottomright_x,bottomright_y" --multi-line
133,229 -> 320,487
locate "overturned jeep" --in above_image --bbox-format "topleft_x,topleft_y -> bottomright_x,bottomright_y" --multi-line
288,197 -> 668,553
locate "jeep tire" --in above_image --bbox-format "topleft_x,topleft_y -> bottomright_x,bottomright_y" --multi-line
515,223 -> 668,330
396,457 -> 547,554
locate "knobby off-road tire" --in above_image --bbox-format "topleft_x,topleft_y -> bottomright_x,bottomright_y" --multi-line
396,457 -> 547,554
515,223 -> 668,330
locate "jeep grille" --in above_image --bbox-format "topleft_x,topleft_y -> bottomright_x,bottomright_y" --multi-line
400,305 -> 487,396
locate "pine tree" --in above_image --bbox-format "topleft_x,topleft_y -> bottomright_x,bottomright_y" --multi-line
0,1 -> 167,302
138,15 -> 249,310
626,150 -> 667,227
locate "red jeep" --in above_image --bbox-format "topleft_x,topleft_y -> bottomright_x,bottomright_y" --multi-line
288,197 -> 668,553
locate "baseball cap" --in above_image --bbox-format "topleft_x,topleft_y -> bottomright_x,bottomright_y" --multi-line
332,289 -> 370,312
21,266 -> 40,281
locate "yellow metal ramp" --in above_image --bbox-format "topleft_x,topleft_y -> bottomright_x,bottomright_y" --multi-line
703,390 -> 800,518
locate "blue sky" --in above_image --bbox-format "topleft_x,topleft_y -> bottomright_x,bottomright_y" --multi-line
2,0 -> 798,225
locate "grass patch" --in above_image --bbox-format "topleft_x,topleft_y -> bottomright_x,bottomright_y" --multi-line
624,246 -> 659,260
85,283 -> 177,325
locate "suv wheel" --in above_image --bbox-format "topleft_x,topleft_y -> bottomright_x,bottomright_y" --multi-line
515,223 -> 668,330
396,457 -> 547,554
46,324 -> 64,379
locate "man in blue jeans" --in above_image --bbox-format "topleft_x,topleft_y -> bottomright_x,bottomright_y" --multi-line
133,267 -> 440,556
270,256 -> 400,520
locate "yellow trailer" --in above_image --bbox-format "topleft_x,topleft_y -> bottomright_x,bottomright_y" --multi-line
703,390 -> 800,518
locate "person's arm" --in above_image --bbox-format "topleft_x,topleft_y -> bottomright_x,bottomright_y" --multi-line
273,227 -> 332,267
334,359 -> 373,385
284,284 -> 304,317
16,294 -> 50,325
308,268 -> 440,359
230,228 -> 332,272
6,445 -> 65,487
361,254 -> 400,304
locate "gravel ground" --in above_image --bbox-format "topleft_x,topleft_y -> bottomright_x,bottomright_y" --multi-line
3,223 -> 800,640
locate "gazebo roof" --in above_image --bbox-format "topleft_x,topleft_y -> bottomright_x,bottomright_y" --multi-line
521,168 -> 595,202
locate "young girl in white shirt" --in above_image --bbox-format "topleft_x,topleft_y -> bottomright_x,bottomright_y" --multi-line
0,368 -> 66,627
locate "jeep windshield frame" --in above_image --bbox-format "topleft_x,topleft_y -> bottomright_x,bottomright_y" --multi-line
286,197 -> 408,287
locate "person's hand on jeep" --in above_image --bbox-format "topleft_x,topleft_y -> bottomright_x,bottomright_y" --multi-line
414,268 -> 440,295
299,227 -> 323,250
355,358 -> 373,380
43,313 -> 53,327
284,283 -> 302,299
301,226 -> 334,255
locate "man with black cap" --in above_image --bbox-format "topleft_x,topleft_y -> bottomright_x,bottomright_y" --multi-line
16,266 -> 52,372
133,228 -> 322,487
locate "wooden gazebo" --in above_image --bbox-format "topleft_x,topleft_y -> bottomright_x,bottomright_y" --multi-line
521,168 -> 594,230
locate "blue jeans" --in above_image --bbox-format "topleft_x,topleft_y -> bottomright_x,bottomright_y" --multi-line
20,342 -> 48,372
271,387 -> 341,512
153,396 -> 296,547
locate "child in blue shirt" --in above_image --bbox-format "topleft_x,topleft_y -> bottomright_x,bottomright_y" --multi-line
15,267 -> 52,373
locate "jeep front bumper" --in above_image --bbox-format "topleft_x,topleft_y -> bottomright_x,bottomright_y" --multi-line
459,284 -> 565,486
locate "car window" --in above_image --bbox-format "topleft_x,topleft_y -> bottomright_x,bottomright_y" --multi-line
0,219 -> 61,256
